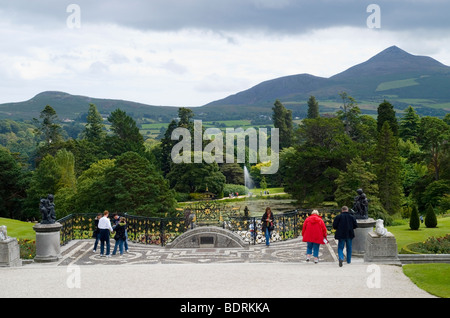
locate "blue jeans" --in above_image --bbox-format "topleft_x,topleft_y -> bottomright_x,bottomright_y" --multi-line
113,239 -> 124,255
338,238 -> 353,263
306,242 -> 320,258
265,228 -> 271,246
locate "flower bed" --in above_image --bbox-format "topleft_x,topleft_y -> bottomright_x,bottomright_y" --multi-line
18,239 -> 36,259
402,234 -> 450,254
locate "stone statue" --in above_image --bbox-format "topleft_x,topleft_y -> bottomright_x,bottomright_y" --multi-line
0,225 -> 8,241
39,194 -> 57,224
351,188 -> 369,219
375,219 -> 388,236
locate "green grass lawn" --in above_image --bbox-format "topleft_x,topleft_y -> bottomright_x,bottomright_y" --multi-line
403,263 -> 450,298
386,216 -> 450,252
0,217 -> 36,240
387,216 -> 450,298
250,187 -> 285,194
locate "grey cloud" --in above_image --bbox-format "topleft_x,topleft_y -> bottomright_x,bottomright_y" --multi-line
89,61 -> 109,74
108,53 -> 130,65
1,1 -> 449,34
161,59 -> 188,74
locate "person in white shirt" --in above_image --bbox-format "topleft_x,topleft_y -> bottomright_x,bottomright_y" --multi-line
98,210 -> 113,257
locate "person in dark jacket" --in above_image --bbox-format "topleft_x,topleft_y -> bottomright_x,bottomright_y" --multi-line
112,217 -> 127,256
333,206 -> 358,267
113,213 -> 129,253
92,213 -> 102,253
261,207 -> 274,247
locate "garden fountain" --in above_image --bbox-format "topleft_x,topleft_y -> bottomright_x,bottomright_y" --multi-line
244,166 -> 254,195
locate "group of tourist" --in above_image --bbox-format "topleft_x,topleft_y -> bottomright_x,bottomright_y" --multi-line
92,210 -> 129,257
92,206 -> 357,266
264,205 -> 357,267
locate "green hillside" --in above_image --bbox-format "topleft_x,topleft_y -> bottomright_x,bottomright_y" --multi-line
0,46 -> 448,122
0,91 -> 179,122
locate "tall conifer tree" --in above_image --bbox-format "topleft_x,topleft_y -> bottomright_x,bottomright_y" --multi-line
375,122 -> 402,215
377,100 -> 398,136
399,106 -> 420,141
307,96 -> 319,119
84,103 -> 106,142
272,100 -> 293,149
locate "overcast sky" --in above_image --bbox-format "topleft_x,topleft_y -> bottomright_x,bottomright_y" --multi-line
1,0 -> 449,107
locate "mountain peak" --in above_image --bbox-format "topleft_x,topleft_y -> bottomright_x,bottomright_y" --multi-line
374,45 -> 408,56
331,46 -> 448,80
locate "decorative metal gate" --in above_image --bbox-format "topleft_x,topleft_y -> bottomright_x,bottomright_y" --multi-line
58,207 -> 338,247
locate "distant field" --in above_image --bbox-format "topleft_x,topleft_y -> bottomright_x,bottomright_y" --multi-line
376,78 -> 420,92
141,123 -> 168,129
141,120 -> 255,129
316,100 -> 379,112
432,102 -> 450,109
140,120 -> 273,139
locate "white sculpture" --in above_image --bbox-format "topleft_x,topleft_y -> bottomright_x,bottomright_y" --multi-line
0,225 -> 7,241
375,219 -> 388,236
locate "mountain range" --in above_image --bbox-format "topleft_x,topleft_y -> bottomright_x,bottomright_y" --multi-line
1,46 -> 449,122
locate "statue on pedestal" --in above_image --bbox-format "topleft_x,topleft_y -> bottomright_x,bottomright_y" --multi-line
39,194 -> 56,224
351,189 -> 369,219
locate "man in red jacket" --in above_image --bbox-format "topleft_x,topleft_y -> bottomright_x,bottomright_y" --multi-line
302,210 -> 328,263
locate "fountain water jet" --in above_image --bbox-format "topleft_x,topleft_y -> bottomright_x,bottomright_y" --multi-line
244,166 -> 254,195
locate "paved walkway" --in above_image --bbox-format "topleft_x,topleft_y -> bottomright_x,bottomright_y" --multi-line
58,237 -> 339,266
0,238 -> 435,299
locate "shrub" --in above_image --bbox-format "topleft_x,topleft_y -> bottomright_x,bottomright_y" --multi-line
409,205 -> 420,230
222,184 -> 248,197
425,204 -> 438,228
175,192 -> 190,202
407,234 -> 450,254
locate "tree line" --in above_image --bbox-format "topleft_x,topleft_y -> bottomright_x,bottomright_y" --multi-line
0,94 -> 449,225
276,94 -> 449,224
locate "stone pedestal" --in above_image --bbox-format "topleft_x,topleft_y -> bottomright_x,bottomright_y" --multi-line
0,238 -> 22,267
33,222 -> 62,263
352,218 -> 376,256
364,231 -> 401,265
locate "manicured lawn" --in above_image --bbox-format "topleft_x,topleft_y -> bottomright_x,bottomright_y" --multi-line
387,216 -> 450,298
403,263 -> 450,298
251,187 -> 285,194
0,217 -> 36,240
386,216 -> 450,252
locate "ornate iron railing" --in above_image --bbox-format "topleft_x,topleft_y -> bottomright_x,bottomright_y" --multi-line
58,213 -> 187,247
58,209 -> 339,247
225,209 -> 338,245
